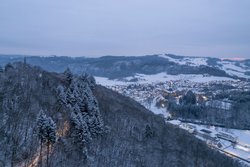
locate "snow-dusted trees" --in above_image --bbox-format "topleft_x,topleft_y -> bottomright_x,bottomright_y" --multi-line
144,125 -> 154,139
63,68 -> 73,84
4,63 -> 14,72
37,111 -> 56,146
1,95 -> 23,167
68,76 -> 105,132
57,72 -> 107,156
79,73 -> 96,90
37,111 -> 48,143
180,90 -> 196,105
37,111 -> 56,167
56,85 -> 67,105
0,65 -> 3,73
70,112 -> 92,156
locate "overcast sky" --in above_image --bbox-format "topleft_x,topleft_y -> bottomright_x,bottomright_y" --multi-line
0,0 -> 249,58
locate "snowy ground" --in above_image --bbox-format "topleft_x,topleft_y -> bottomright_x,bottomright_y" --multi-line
158,54 -> 250,79
143,98 -> 171,119
142,98 -> 250,165
217,60 -> 250,79
95,76 -> 129,86
167,119 -> 250,165
95,73 -> 235,86
95,74 -> 250,165
158,54 -> 208,67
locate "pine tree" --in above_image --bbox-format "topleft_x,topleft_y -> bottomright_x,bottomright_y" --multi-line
79,73 -> 96,90
44,117 -> 56,167
0,65 -> 3,73
56,85 -> 67,105
4,63 -> 14,72
63,68 -> 73,84
37,111 -> 48,142
182,90 -> 196,105
144,125 -> 154,138
70,112 -> 92,155
37,111 -> 56,167
64,73 -> 108,158
37,110 -> 47,167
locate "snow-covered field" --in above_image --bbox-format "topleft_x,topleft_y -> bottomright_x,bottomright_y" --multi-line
95,73 -> 235,86
158,54 -> 208,67
217,60 -> 250,79
144,97 -> 171,118
95,69 -> 250,164
95,54 -> 250,87
168,120 -> 250,165
158,54 -> 250,79
149,103 -> 250,164
95,76 -> 129,86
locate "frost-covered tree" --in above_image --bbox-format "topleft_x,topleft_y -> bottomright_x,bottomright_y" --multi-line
79,73 -> 96,90
71,112 -> 92,144
56,74 -> 107,156
144,125 -> 154,138
56,85 -> 67,105
37,111 -> 56,167
37,111 -> 48,142
37,110 -> 47,167
0,65 -> 3,73
4,63 -> 14,72
181,90 -> 196,105
63,68 -> 73,84
1,95 -> 23,167
45,117 -> 56,167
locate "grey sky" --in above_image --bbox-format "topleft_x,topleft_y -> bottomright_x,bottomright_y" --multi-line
0,0 -> 249,58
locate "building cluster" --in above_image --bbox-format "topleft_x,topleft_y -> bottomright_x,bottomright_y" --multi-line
106,79 -> 250,110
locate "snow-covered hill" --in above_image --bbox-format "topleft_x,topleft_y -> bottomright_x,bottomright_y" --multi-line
0,54 -> 249,80
158,54 -> 208,67
159,54 -> 250,79
95,73 -> 236,86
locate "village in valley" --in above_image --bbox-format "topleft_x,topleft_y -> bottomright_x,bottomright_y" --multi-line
103,78 -> 249,113
96,77 -> 250,165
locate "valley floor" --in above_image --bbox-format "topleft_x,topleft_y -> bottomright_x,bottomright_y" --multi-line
95,74 -> 250,166
167,119 -> 250,166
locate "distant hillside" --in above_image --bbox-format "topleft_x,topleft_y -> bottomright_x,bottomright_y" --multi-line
0,54 -> 249,80
0,63 -> 242,167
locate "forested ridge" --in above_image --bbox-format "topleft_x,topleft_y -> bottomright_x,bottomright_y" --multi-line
0,62 -> 243,167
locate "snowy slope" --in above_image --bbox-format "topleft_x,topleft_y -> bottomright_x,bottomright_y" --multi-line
158,54 -> 208,67
158,54 -> 250,79
95,72 -> 235,86
217,60 -> 249,78
94,76 -> 129,86
168,120 -> 250,165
